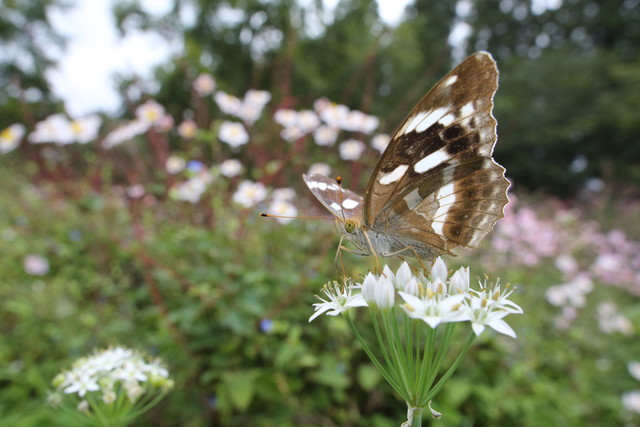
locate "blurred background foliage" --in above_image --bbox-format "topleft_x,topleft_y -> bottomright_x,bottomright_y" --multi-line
1,0 -> 640,426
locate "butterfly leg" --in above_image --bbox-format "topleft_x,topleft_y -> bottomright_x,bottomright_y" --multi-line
361,230 -> 382,274
387,246 -> 430,272
334,237 -> 369,278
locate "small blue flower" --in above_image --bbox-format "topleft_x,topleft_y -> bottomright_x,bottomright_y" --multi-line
186,160 -> 205,173
259,318 -> 274,333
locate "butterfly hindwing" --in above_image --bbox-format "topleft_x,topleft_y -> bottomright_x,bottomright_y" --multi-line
363,51 -> 509,256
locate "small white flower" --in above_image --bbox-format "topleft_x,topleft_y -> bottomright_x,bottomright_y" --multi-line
24,254 -> 49,276
622,390 -> 640,414
63,374 -> 99,397
280,126 -> 305,142
399,291 -> 467,328
126,184 -> 145,199
431,257 -> 449,282
463,284 -> 520,338
232,180 -> 267,208
215,92 -> 242,116
309,280 -> 367,322
338,139 -> 366,161
193,73 -> 216,96
0,123 -> 25,154
102,120 -> 150,148
313,125 -> 339,146
308,163 -> 332,176
219,159 -> 243,178
268,199 -> 298,224
29,114 -> 74,145
628,361 -> 640,381
319,103 -> 350,128
371,133 -> 390,153
70,115 -> 102,144
449,266 -> 470,294
171,173 -> 212,203
342,110 -> 377,133
361,273 -> 395,309
296,110 -> 320,133
218,121 -> 249,147
166,156 -> 186,174
272,188 -> 296,201
274,109 -> 298,128
236,103 -> 263,125
243,89 -> 271,108
178,120 -> 198,139
135,100 -> 166,126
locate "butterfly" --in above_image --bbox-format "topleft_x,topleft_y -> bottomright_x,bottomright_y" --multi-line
303,51 -> 510,261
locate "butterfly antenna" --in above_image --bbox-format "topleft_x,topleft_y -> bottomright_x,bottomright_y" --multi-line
260,213 -> 333,221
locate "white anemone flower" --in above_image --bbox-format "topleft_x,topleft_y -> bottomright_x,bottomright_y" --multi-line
268,199 -> 298,224
135,100 -> 166,126
308,163 -> 331,176
178,120 -> 198,139
218,121 -> 249,147
0,124 -> 26,154
313,125 -> 339,146
70,115 -> 102,144
29,114 -> 74,145
193,73 -> 216,96
232,180 -> 267,208
338,139 -> 366,161
371,133 -> 390,153
219,159 -> 243,178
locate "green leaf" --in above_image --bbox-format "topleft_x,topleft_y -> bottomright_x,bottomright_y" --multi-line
222,371 -> 256,411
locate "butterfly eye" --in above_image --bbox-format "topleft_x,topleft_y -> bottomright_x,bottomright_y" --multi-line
344,220 -> 357,234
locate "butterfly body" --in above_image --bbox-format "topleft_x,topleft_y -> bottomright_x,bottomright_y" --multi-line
304,52 -> 510,261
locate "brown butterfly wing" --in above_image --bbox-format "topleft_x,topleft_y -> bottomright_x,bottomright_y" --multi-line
363,51 -> 509,256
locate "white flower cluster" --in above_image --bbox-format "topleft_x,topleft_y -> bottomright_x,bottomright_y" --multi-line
231,180 -> 298,223
28,114 -> 102,146
273,98 -> 391,161
310,258 -> 523,338
170,169 -> 214,203
103,100 -> 172,149
52,346 -> 173,405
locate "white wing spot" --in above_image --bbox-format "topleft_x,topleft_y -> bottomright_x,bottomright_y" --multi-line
317,182 -> 328,190
379,164 -> 409,185
415,107 -> 449,132
330,202 -> 341,211
401,111 -> 428,135
444,75 -> 458,86
432,221 -> 444,235
434,184 -> 456,220
342,198 -> 360,209
438,113 -> 456,127
414,149 -> 450,173
460,102 -> 475,117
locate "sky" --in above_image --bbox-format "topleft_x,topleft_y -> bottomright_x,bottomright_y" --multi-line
47,0 -> 410,117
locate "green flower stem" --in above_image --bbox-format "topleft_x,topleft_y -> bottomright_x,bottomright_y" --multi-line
423,332 -> 476,406
410,407 -> 423,427
345,313 -> 400,392
383,309 -> 412,400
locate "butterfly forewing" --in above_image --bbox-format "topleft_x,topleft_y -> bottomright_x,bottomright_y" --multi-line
362,51 -> 509,257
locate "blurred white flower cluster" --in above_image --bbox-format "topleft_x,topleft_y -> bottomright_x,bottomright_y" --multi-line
310,258 -> 523,338
232,180 -> 298,224
50,346 -> 173,422
273,97 -> 390,161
